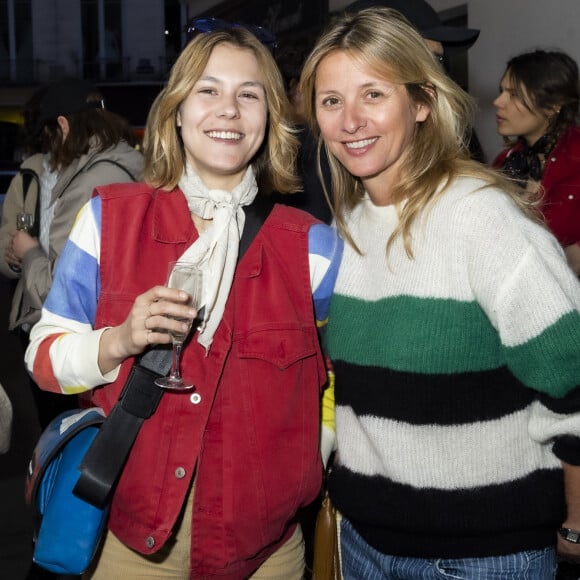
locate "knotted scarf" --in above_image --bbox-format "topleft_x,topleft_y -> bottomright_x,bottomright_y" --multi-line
501,130 -> 559,187
176,162 -> 258,350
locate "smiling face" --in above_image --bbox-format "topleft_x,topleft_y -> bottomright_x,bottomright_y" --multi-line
177,43 -> 268,190
314,50 -> 429,205
494,72 -> 551,146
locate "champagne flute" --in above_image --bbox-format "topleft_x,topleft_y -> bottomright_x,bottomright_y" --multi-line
16,213 -> 34,232
10,213 -> 35,273
154,261 -> 203,390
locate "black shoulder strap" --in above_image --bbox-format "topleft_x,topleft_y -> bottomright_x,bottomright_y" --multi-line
239,194 -> 275,260
19,169 -> 40,237
20,169 -> 34,200
73,196 -> 275,509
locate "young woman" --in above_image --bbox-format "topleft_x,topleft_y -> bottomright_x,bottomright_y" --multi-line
300,7 -> 580,579
493,50 -> 580,275
25,27 -> 341,579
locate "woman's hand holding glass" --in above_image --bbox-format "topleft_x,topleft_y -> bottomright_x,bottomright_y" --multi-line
7,213 -> 37,272
98,283 -> 198,377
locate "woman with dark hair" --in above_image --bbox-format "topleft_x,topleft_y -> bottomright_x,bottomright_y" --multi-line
494,50 -> 580,274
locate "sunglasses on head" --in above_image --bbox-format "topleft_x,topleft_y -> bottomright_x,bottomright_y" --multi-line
186,17 -> 277,51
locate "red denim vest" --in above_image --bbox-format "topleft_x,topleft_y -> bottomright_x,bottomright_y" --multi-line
90,183 -> 326,578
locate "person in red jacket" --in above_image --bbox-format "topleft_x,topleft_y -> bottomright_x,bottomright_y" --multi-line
25,24 -> 342,579
493,49 -> 580,275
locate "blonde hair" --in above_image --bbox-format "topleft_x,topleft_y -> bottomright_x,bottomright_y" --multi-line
143,27 -> 300,194
300,7 -> 538,256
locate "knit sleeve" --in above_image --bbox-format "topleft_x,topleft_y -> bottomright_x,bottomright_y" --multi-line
308,223 -> 343,325
25,196 -> 119,394
457,187 -> 580,459
308,223 -> 342,465
460,193 -> 580,395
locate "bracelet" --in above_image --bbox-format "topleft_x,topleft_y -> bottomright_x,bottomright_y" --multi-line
559,527 -> 580,543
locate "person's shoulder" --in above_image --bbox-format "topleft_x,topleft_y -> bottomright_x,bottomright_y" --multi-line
94,181 -> 153,200
19,152 -> 44,172
492,142 -> 522,168
107,139 -> 145,161
87,141 -> 144,178
270,201 -> 321,228
438,176 -> 520,223
444,175 -> 505,200
556,125 -> 580,158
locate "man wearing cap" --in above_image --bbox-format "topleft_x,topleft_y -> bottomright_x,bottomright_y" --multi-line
346,0 -> 479,59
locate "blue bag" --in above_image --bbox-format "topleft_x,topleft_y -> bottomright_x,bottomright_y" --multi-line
26,407 -> 108,575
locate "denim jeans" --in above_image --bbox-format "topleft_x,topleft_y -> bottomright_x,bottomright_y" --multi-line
340,518 -> 558,580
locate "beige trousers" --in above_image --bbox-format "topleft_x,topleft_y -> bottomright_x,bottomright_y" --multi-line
85,484 -> 305,579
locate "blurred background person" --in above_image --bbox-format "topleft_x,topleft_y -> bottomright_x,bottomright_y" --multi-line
0,85 -> 47,280
0,78 -> 144,428
493,49 -> 580,275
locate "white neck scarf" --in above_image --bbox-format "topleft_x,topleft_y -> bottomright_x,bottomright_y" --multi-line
177,162 -> 258,351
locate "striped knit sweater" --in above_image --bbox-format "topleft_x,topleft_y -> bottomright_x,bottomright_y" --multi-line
326,176 -> 580,559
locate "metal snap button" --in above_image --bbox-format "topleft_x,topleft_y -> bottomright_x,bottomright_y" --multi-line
146,536 -> 155,549
175,467 -> 186,479
190,392 -> 202,405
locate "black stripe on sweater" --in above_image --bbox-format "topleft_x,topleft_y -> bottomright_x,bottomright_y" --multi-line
333,360 -> 535,425
330,465 -> 563,559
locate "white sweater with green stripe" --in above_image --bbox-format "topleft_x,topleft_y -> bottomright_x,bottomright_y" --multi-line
327,176 -> 580,559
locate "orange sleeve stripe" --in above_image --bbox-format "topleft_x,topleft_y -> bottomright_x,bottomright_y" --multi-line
32,334 -> 65,394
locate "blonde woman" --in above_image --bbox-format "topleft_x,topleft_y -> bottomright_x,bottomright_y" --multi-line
26,26 -> 342,579
300,7 -> 580,579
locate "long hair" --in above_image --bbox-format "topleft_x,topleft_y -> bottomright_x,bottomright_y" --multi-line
143,27 -> 300,194
41,91 -> 136,171
300,7 -> 535,256
501,49 -> 580,147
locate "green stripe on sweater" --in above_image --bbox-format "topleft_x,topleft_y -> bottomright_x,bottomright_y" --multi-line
506,310 -> 580,397
327,294 -> 502,374
328,294 -> 580,394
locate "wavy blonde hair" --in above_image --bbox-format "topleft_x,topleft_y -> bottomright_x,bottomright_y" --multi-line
300,7 -> 538,256
143,27 -> 300,194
